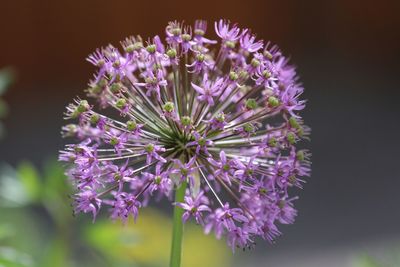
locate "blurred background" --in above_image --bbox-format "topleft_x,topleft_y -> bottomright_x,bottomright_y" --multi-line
1,0 -> 400,266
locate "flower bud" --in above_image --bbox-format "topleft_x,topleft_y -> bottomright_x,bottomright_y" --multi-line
90,114 -> 100,124
98,78 -> 107,88
251,58 -> 260,68
268,96 -> 280,108
88,85 -> 102,95
194,29 -> 204,36
286,132 -> 296,145
196,53 -> 205,62
296,150 -> 304,161
154,175 -> 162,184
243,123 -> 254,133
126,120 -> 137,131
114,173 -> 122,181
245,98 -> 257,110
124,44 -> 135,53
163,102 -> 175,113
225,41 -> 235,49
166,48 -> 177,58
110,137 -> 119,146
110,83 -> 122,93
132,42 -> 143,51
198,137 -> 207,146
263,70 -> 271,79
216,112 -> 225,123
289,117 -> 300,129
229,71 -> 238,81
112,60 -> 121,68
171,27 -> 181,36
116,98 -> 127,109
288,175 -> 297,185
77,100 -> 90,113
264,50 -> 273,60
146,44 -> 156,54
239,70 -> 249,80
96,59 -> 105,67
145,143 -> 154,153
268,137 -> 277,147
181,116 -> 191,126
63,124 -> 77,137
182,33 -> 191,41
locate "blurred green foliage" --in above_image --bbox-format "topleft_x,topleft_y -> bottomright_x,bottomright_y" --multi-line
0,160 -> 231,267
0,67 -> 15,96
355,255 -> 384,267
0,67 -> 15,139
353,251 -> 400,267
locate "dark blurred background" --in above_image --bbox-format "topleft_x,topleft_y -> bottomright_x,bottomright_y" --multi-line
1,0 -> 400,266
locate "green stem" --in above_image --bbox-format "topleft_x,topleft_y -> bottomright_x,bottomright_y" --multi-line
169,181 -> 187,267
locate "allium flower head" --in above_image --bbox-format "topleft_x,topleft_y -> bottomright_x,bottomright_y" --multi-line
60,19 -> 311,251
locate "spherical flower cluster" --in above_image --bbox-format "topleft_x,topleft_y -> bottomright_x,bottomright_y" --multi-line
60,19 -> 311,251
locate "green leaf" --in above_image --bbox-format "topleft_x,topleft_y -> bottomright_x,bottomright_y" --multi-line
0,164 -> 31,207
42,159 -> 67,193
17,162 -> 41,202
0,98 -> 8,118
40,237 -> 69,267
41,159 -> 72,225
354,255 -> 382,267
0,67 -> 16,96
0,224 -> 15,240
0,208 -> 51,264
0,247 -> 34,267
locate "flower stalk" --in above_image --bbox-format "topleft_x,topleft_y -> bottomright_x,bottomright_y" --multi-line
170,181 -> 187,267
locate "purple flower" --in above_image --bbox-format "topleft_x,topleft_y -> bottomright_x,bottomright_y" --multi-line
105,133 -> 127,156
254,61 -> 278,89
208,112 -> 227,130
143,143 -> 166,164
143,164 -> 172,196
234,156 -> 258,182
60,19 -> 311,251
260,219 -> 282,243
215,19 -> 243,43
226,226 -> 254,252
186,52 -> 213,73
102,46 -> 130,82
87,49 -> 108,82
105,192 -> 141,223
279,85 -> 306,117
171,157 -> 198,186
205,203 -> 248,240
187,131 -> 213,155
135,69 -> 167,101
73,142 -> 99,169
234,122 -> 257,138
275,197 -> 298,224
176,191 -> 211,224
261,41 -> 281,62
208,151 -> 236,185
192,20 -> 217,45
106,161 -> 136,192
240,32 -> 263,53
73,187 -> 102,222
165,21 -> 183,47
125,120 -> 143,138
191,73 -> 223,106
59,149 -> 76,163
181,27 -> 192,54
